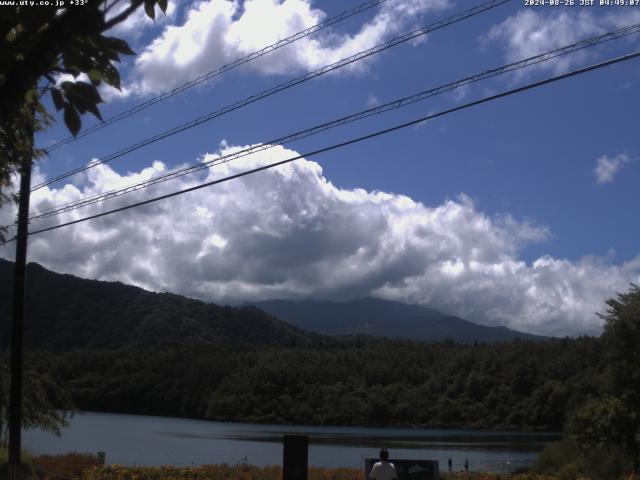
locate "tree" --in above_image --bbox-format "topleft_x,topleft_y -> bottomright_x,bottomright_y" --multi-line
600,284 -> 640,471
0,359 -> 74,448
568,396 -> 635,453
0,0 -> 169,237
567,285 -> 640,474
0,1 -> 170,472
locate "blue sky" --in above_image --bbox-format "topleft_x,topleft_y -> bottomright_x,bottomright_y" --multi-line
2,0 -> 640,336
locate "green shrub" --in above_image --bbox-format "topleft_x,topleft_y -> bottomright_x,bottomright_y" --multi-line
579,445 -> 634,480
533,439 -> 581,475
533,439 -> 635,480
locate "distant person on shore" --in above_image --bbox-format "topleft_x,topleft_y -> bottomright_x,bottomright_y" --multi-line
447,458 -> 452,472
370,449 -> 398,480
464,458 -> 469,472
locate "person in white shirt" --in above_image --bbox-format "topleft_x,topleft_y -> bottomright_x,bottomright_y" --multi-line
369,449 -> 398,480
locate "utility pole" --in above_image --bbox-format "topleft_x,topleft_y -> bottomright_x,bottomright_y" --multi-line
8,120 -> 33,480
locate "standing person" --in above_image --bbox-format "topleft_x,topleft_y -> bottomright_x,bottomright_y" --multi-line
370,449 -> 398,480
447,458 -> 452,472
464,458 -> 469,472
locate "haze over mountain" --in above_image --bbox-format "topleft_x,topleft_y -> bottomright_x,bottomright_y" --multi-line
255,298 -> 548,343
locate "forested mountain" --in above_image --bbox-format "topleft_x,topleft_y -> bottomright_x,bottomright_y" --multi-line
1,259 -> 606,432
255,298 -> 546,343
0,259 -> 318,350
27,336 -> 604,431
1,259 -> 543,349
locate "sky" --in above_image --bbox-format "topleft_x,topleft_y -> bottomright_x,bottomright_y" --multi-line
2,0 -> 640,337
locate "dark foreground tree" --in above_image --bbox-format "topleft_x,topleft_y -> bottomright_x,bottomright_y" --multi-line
0,0 -> 169,446
600,284 -> 640,471
0,359 -> 74,448
0,0 -> 168,238
567,285 -> 640,474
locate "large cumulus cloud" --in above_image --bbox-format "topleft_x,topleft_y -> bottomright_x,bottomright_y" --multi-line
1,143 -> 638,337
128,0 -> 450,95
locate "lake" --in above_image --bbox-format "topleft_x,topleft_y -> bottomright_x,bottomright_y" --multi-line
23,412 -> 559,473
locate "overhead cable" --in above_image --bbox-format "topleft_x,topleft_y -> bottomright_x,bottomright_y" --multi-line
1,49 -> 634,244
22,22 -> 640,222
29,0 -> 511,192
44,0 -> 389,152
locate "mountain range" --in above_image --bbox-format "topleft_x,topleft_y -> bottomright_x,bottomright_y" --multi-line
0,259 -> 316,350
1,259 -> 596,432
255,298 -> 546,343
0,259 -> 545,349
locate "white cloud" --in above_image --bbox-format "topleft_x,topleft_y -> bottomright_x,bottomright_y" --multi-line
594,153 -> 631,183
1,144 -> 638,337
449,83 -> 470,102
107,1 -> 178,38
366,93 -> 380,108
127,0 -> 450,96
484,9 -> 640,78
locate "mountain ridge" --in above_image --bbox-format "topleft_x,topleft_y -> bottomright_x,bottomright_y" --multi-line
0,259 -> 319,350
0,259 -> 546,349
254,297 -> 547,343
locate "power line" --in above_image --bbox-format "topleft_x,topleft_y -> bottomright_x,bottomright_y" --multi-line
3,49 -> 635,243
29,0 -> 511,193
44,0 -> 389,152
19,22 -> 640,223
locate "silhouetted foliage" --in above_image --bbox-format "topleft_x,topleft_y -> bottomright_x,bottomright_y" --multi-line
0,358 -> 74,447
0,0 -> 169,241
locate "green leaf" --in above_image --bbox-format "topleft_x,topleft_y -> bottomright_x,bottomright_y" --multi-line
86,103 -> 103,122
63,104 -> 81,136
25,88 -> 38,104
62,49 -> 94,74
51,88 -> 64,111
101,64 -> 121,90
88,69 -> 102,86
35,101 -> 48,115
156,0 -> 168,13
62,81 -> 103,119
70,81 -> 103,104
5,29 -> 16,42
102,36 -> 136,56
144,0 -> 156,20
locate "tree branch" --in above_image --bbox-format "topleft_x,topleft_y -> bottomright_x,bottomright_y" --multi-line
103,0 -> 144,31
104,0 -> 126,15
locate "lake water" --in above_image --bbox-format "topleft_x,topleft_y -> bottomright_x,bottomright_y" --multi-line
23,412 -> 559,473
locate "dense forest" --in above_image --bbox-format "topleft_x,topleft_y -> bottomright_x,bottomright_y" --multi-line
24,336 -> 604,431
0,259 -> 611,432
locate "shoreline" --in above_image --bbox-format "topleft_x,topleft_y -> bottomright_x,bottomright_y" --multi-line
68,409 -> 562,436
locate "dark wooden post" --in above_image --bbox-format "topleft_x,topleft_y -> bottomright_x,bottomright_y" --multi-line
8,120 -> 33,480
283,435 -> 308,480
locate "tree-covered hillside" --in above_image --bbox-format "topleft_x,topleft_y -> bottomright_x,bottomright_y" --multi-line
0,259 -> 318,349
26,336 -> 604,431
0,259 -> 608,432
